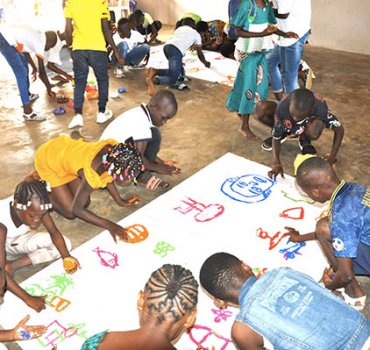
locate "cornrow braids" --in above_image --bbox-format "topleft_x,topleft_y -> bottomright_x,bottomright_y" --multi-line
145,264 -> 198,325
13,179 -> 52,211
102,143 -> 143,183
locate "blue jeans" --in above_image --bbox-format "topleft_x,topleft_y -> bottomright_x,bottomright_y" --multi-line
0,33 -> 30,105
72,50 -> 108,114
114,42 -> 150,66
267,31 -> 310,94
156,44 -> 184,86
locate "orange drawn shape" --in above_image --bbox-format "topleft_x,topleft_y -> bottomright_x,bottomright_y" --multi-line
256,228 -> 285,250
279,207 -> 304,220
49,295 -> 71,312
126,224 -> 149,243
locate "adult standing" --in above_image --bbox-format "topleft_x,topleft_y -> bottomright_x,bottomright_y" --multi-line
267,0 -> 311,100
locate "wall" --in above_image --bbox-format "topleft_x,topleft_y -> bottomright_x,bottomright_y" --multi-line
138,0 -> 370,55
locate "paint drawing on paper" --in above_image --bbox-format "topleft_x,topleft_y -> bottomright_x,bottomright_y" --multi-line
153,241 -> 175,258
93,247 -> 119,269
279,207 -> 304,220
212,308 -> 233,323
279,241 -> 306,260
188,324 -> 233,350
221,174 -> 275,203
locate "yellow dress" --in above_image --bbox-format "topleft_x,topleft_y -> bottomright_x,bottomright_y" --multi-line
34,135 -> 117,189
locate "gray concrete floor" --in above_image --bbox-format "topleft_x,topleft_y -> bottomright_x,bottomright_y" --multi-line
0,26 -> 369,348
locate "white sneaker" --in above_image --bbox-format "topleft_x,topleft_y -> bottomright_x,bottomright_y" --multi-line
114,67 -> 124,78
68,114 -> 84,129
96,109 -> 113,124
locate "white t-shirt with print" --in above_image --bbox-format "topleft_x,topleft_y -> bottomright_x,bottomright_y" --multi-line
166,25 -> 202,56
113,30 -> 145,52
100,104 -> 153,143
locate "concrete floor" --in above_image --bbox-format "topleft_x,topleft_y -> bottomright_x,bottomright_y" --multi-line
0,26 -> 369,348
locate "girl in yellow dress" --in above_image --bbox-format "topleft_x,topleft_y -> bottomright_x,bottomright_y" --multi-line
34,135 -> 144,242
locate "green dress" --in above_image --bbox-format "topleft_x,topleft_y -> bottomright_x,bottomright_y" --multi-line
226,0 -> 276,115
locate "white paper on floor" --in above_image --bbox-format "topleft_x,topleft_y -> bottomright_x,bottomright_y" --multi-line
0,153 -> 329,350
148,45 -> 238,87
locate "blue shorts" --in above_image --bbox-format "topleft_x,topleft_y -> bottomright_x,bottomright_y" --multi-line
353,242 -> 370,276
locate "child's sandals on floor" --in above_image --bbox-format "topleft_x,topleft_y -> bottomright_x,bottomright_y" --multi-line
23,111 -> 46,121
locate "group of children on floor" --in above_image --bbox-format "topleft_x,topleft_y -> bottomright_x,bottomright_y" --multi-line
0,0 -> 369,349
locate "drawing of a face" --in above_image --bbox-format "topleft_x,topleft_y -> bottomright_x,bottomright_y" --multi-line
221,174 -> 275,203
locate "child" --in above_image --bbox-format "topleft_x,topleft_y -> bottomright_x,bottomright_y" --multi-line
226,0 -> 298,139
196,20 -> 226,51
100,90 -> 179,189
0,315 -> 47,344
34,136 -> 144,242
0,25 -> 57,121
145,18 -> 210,95
134,9 -> 162,45
81,264 -> 198,350
200,252 -> 370,350
64,0 -> 124,129
254,88 -> 344,179
285,157 -> 370,310
112,18 -> 150,78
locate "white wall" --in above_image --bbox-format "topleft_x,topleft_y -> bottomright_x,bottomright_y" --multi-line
138,0 -> 370,55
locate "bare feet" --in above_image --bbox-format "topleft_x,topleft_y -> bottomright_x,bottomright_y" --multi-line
239,127 -> 257,140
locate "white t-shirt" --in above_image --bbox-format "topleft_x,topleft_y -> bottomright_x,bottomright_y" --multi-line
273,0 -> 311,47
100,104 -> 153,143
0,25 -> 46,58
113,30 -> 145,52
0,197 -> 29,240
45,35 -> 65,65
166,25 -> 202,56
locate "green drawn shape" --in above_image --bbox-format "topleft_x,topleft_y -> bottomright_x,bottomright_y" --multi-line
153,241 -> 175,258
281,190 -> 316,205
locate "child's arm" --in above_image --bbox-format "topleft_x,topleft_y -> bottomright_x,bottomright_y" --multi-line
326,124 -> 344,165
268,138 -> 284,180
36,56 -> 55,98
0,315 -> 47,342
102,18 -> 125,67
283,227 -> 316,242
235,25 -> 277,39
23,53 -> 37,82
194,46 -> 211,68
106,182 -> 140,207
41,213 -> 80,274
147,24 -> 158,44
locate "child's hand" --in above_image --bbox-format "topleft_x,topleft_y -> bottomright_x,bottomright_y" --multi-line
108,223 -> 128,243
283,227 -> 302,242
25,295 -> 47,312
12,315 -> 47,341
285,31 -> 299,39
119,195 -> 140,207
204,61 -> 211,68
268,164 -> 284,180
264,25 -> 277,35
323,267 -> 335,287
63,256 -> 81,274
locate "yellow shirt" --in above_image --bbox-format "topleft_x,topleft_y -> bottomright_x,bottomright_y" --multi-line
64,0 -> 109,51
35,135 -> 117,189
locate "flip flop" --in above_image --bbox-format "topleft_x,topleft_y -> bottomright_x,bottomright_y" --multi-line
342,293 -> 366,311
23,111 -> 46,121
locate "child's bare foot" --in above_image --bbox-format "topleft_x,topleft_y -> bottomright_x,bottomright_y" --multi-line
239,127 -> 257,140
146,77 -> 156,96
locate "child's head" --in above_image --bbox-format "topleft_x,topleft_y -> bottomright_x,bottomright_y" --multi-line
289,88 -> 315,122
102,143 -> 143,183
200,252 -> 251,305
12,179 -> 52,230
148,90 -> 178,127
296,157 -> 339,202
117,17 -> 131,37
196,21 -> 209,34
138,264 -> 198,337
128,13 -> 137,29
134,9 -> 145,26
45,31 -> 58,51
153,20 -> 162,32
182,17 -> 196,29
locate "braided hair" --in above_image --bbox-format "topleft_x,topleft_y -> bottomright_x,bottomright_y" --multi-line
102,143 -> 143,182
144,264 -> 198,324
13,179 -> 52,211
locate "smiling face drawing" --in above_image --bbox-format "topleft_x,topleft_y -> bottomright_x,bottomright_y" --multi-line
221,174 -> 275,203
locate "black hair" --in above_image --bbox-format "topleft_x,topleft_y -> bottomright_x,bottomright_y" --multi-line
13,179 -> 52,211
220,39 -> 235,58
45,31 -> 57,49
144,264 -> 198,324
150,90 -> 178,113
134,9 -> 144,19
290,88 -> 315,114
117,17 -> 129,27
199,252 -> 245,301
296,157 -> 338,190
175,19 -> 183,29
182,17 -> 196,28
103,143 -> 143,182
196,21 -> 208,33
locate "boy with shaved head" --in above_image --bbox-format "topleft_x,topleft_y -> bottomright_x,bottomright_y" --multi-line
285,157 -> 370,310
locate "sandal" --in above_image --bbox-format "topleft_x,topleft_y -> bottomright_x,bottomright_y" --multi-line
342,293 -> 366,311
23,111 -> 46,121
175,83 -> 189,91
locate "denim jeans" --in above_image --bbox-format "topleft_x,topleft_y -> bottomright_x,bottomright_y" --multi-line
144,127 -> 161,163
0,33 -> 30,105
113,42 -> 150,66
237,268 -> 370,350
267,31 -> 310,94
72,50 -> 108,114
156,44 -> 184,86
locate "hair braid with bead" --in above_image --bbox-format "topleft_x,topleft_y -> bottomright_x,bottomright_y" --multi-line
144,264 -> 198,324
13,179 -> 52,211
